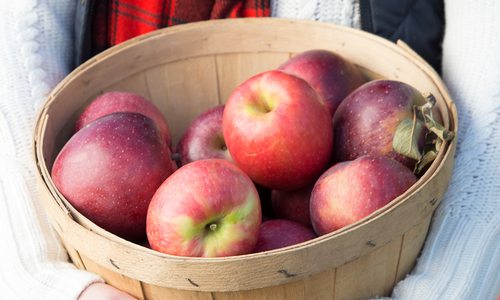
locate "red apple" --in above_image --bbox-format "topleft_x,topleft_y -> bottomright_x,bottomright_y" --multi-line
310,155 -> 417,236
271,185 -> 313,228
278,49 -> 366,117
332,79 -> 431,169
75,91 -> 172,148
146,159 -> 261,257
222,70 -> 333,191
176,105 -> 232,166
253,219 -> 316,253
51,112 -> 177,241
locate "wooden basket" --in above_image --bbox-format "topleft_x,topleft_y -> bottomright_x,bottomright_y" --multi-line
34,18 -> 457,300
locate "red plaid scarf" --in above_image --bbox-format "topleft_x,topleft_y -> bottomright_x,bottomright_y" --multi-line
92,0 -> 270,53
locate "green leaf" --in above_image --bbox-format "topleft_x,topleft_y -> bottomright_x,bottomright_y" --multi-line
415,150 -> 437,174
392,117 -> 424,161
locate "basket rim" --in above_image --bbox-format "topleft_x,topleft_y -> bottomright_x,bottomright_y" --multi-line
33,18 -> 458,291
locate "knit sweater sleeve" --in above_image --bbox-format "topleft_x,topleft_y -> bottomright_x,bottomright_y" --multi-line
0,1 -> 102,299
392,1 -> 500,299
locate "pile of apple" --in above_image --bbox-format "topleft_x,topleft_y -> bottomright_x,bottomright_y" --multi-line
51,49 -> 452,258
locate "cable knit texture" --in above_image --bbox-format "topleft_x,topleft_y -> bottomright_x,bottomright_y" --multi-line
392,1 -> 500,299
272,0 -> 499,299
271,0 -> 361,29
0,1 -> 102,299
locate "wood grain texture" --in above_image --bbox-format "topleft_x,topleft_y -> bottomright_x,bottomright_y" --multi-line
212,269 -> 335,300
80,254 -> 145,299
215,52 -> 291,103
60,238 -> 86,271
303,269 -> 336,300
33,18 -> 458,299
213,279 -> 305,300
142,284 -> 213,300
394,213 -> 433,283
145,56 -> 219,146
334,238 -> 402,300
103,71 -> 152,100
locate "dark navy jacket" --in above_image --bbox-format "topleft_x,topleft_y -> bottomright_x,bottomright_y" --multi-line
74,0 -> 444,73
359,0 -> 444,73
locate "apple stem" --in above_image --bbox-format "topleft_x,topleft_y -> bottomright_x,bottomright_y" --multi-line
209,223 -> 217,232
261,99 -> 273,113
419,93 -> 454,142
413,93 -> 455,174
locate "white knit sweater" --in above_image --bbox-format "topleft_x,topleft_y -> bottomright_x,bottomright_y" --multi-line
392,1 -> 500,299
0,0 -> 498,299
271,0 -> 361,29
0,1 -> 101,300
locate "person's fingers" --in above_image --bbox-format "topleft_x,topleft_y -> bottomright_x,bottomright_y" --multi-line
78,282 -> 137,300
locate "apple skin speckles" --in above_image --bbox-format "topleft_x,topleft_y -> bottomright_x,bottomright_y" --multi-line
310,155 -> 416,236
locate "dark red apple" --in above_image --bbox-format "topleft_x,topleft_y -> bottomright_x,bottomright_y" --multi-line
271,185 -> 313,228
223,70 -> 333,191
278,49 -> 366,117
253,219 -> 316,253
176,105 -> 232,166
331,79 -> 448,170
52,112 -> 177,241
76,91 -> 172,148
310,155 -> 416,236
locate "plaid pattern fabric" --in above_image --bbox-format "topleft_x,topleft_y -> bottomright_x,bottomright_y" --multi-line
92,0 -> 270,54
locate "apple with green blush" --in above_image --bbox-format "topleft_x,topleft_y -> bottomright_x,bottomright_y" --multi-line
146,159 -> 261,257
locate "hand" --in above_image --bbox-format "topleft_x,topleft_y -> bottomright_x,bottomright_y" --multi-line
79,282 -> 137,300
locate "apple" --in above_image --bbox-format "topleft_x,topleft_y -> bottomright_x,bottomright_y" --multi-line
51,112 -> 177,241
271,185 -> 313,228
253,219 -> 316,253
310,155 -> 417,236
146,159 -> 262,257
75,91 -> 172,148
222,70 -> 333,191
176,104 -> 232,166
278,49 -> 366,117
332,79 -> 437,169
